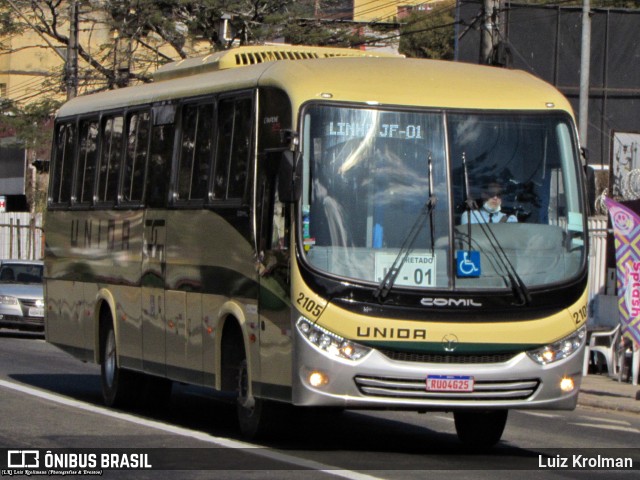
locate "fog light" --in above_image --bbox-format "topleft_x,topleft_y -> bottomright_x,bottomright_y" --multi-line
560,376 -> 575,393
309,370 -> 328,387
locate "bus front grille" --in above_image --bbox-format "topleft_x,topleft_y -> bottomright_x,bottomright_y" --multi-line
354,376 -> 540,401
379,350 -> 518,364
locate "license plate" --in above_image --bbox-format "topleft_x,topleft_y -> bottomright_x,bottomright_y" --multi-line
426,375 -> 474,392
29,307 -> 44,317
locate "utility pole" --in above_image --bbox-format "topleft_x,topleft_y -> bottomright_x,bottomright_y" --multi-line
481,0 -> 501,64
579,0 -> 592,150
66,0 -> 79,99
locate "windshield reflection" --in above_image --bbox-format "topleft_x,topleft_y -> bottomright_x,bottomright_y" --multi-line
301,105 -> 585,292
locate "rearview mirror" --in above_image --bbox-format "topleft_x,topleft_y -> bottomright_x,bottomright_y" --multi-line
278,150 -> 302,203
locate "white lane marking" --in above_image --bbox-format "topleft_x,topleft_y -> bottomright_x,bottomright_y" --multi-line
0,379 -> 384,480
518,411 -> 561,418
569,422 -> 640,434
434,415 -> 454,422
579,415 -> 631,426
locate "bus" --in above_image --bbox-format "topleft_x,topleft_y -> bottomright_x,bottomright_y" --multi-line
45,45 -> 588,447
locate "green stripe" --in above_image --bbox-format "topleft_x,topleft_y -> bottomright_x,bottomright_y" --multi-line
361,340 -> 540,355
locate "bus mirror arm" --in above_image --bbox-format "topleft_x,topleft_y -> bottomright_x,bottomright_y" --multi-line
278,150 -> 302,203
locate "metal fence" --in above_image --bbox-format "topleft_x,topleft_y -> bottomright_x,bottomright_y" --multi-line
0,213 -> 44,260
587,216 -> 609,304
459,2 -> 640,169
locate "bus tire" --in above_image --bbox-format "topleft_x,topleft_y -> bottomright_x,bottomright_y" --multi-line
220,319 -> 280,438
236,358 -> 280,439
100,320 -> 137,408
453,409 -> 508,449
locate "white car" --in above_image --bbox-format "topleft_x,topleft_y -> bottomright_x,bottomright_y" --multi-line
0,260 -> 45,332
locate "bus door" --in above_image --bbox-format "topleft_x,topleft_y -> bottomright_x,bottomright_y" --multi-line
257,167 -> 293,398
141,211 -> 167,377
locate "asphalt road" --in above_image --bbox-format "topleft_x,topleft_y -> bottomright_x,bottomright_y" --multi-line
0,331 -> 638,479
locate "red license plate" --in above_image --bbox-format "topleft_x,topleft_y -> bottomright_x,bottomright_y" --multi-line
426,375 -> 474,392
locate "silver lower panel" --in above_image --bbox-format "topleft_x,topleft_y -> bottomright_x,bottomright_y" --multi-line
292,329 -> 583,411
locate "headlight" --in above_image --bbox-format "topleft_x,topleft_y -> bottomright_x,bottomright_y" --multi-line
0,295 -> 18,305
36,299 -> 45,308
296,317 -> 371,361
527,325 -> 586,365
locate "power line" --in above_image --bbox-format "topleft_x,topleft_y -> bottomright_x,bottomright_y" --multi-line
355,18 -> 460,47
359,1 -> 446,25
319,0 -> 388,20
349,2 -> 459,47
3,77 -> 48,98
0,80 -> 60,108
354,0 -> 415,22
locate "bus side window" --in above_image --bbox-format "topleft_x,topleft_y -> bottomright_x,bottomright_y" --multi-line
257,162 -> 289,280
97,116 -> 123,204
213,96 -> 252,201
74,119 -> 99,205
257,157 -> 288,253
122,111 -> 151,204
177,102 -> 214,202
271,185 -> 286,250
49,122 -> 76,206
147,122 -> 174,208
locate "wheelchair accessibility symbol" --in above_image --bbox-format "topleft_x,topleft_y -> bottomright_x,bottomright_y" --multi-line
456,250 -> 481,278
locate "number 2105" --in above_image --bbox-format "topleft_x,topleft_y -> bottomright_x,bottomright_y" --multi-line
296,292 -> 323,317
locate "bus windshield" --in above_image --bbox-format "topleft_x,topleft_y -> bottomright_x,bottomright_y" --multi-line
301,105 -> 585,292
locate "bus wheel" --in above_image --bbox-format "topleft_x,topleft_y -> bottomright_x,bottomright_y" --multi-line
236,358 -> 278,439
453,409 -> 508,448
100,321 -> 136,408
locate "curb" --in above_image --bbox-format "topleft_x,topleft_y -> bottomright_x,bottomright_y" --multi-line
578,391 -> 640,414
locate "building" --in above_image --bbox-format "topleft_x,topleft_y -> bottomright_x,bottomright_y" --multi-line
353,0 -> 449,22
0,1 -> 204,211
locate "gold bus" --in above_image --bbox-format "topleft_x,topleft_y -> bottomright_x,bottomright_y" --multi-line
45,45 -> 588,447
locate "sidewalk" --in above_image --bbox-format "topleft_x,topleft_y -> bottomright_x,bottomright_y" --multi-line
578,373 -> 640,414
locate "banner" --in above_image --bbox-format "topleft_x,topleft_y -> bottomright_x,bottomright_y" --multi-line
604,197 -> 640,346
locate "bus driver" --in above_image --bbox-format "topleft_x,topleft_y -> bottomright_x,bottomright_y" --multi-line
461,182 -> 518,224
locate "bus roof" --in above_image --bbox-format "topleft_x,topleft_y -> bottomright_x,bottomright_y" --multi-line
56,47 -> 573,119
152,45 -> 400,81
260,57 -> 573,115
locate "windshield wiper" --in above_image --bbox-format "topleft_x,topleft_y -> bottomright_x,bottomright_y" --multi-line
374,153 -> 437,301
460,153 -> 531,306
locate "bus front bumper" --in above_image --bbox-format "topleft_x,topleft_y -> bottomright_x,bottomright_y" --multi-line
292,329 -> 584,411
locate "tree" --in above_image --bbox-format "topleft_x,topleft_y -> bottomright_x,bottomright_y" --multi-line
399,3 -> 457,60
0,0 -> 360,213
0,98 -> 60,150
0,97 -> 61,212
0,0 -> 363,96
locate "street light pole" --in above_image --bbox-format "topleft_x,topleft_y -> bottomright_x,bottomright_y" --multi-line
579,0 -> 591,150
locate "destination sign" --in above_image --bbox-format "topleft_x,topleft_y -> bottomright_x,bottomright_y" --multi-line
327,121 -> 424,140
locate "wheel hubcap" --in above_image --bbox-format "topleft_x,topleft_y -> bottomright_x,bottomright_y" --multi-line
237,360 -> 255,410
105,331 -> 116,388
